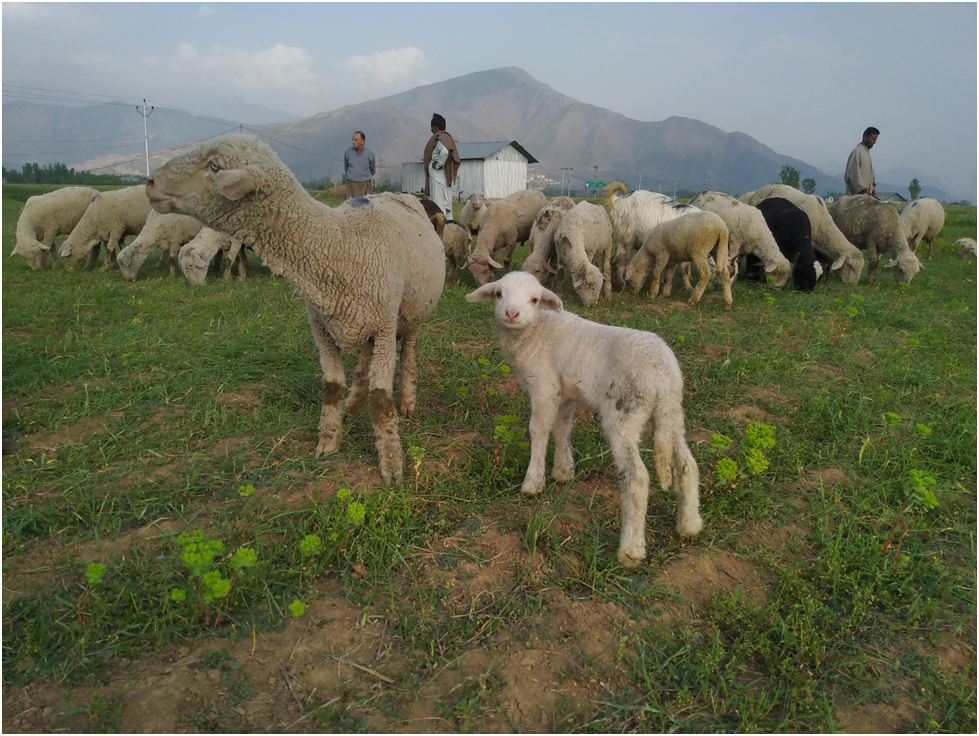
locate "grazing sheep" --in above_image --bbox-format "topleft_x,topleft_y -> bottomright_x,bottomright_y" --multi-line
900,198 -> 946,259
466,271 -> 703,567
552,201 -> 613,307
830,194 -> 922,284
624,211 -> 733,308
458,191 -> 491,235
954,237 -> 977,258
117,209 -> 203,281
441,220 -> 472,280
59,185 -> 152,271
687,191 -> 792,288
753,197 -> 821,291
12,186 -> 99,270
145,134 -> 445,485
747,184 -> 864,283
521,196 -> 575,283
417,197 -> 446,240
178,228 -> 248,286
468,189 -> 548,285
604,181 -> 700,288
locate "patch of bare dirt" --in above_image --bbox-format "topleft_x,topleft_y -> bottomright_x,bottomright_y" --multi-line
835,700 -> 918,734
710,404 -> 776,424
22,411 -> 123,454
736,521 -> 812,558
794,467 -> 848,492
652,549 -> 771,617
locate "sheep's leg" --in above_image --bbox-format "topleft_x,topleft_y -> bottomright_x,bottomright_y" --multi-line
101,232 -> 123,271
866,243 -> 879,284
659,264 -> 677,298
601,246 -> 612,300
688,254 -> 713,305
925,237 -> 935,260
521,392 -> 560,496
602,412 -> 650,568
550,400 -> 576,483
651,255 -> 672,298
367,329 -> 403,486
503,238 -> 519,268
650,398 -> 703,538
397,326 -> 421,415
679,263 -> 693,291
306,302 -> 346,458
84,243 -> 102,271
345,342 -> 372,415
235,249 -> 249,280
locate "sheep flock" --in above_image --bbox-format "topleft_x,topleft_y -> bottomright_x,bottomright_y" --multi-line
10,133 -> 969,565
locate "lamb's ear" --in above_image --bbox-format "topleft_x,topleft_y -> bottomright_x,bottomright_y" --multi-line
466,282 -> 498,303
215,169 -> 257,201
542,261 -> 557,275
540,287 -> 563,312
764,261 -> 779,273
830,256 -> 846,271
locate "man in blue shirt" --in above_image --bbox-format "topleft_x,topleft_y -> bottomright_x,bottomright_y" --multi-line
344,131 -> 375,199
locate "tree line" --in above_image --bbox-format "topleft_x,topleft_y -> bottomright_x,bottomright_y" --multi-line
2,162 -> 137,186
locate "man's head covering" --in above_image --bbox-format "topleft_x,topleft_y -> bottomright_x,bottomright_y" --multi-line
431,113 -> 446,131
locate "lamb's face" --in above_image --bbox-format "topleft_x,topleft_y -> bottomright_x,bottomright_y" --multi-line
466,272 -> 562,330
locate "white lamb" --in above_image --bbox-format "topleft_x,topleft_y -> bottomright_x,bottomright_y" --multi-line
458,191 -> 492,235
11,186 -> 98,270
59,185 -> 152,271
746,184 -> 864,283
466,271 -> 703,568
604,181 -> 701,288
954,238 -> 977,258
899,198 -> 946,259
552,201 -> 613,307
521,196 -> 575,283
830,195 -> 922,284
145,134 -> 445,485
624,211 -> 733,309
687,191 -> 792,288
178,228 -> 248,286
117,209 -> 203,281
467,189 -> 548,285
441,220 -> 472,281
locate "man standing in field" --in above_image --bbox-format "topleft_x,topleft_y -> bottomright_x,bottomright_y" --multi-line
845,127 -> 879,197
423,113 -> 461,218
344,131 -> 375,199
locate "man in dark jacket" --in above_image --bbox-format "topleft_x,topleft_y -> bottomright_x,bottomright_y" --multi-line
423,113 -> 461,217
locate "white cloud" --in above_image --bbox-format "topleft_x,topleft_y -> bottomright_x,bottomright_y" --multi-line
196,5 -> 216,18
339,47 -> 429,87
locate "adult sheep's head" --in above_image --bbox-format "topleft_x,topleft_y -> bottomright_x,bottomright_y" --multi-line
883,252 -> 922,284
466,271 -> 563,331
146,134 -> 287,226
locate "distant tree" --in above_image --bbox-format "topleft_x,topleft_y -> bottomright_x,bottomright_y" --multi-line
3,162 -> 128,185
801,178 -> 817,195
908,178 -> 921,200
779,165 -> 800,189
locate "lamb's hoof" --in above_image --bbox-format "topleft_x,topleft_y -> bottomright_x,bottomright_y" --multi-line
379,457 -> 404,486
314,434 -> 340,457
399,397 -> 417,416
617,548 -> 645,569
520,479 -> 544,496
677,515 -> 704,538
551,465 -> 574,484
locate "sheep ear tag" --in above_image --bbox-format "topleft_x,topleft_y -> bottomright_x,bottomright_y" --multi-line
214,169 -> 257,201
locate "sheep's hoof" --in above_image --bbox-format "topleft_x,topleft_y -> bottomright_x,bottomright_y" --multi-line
520,479 -> 544,496
314,434 -> 340,457
551,465 -> 574,484
677,515 -> 704,537
378,457 -> 404,486
616,548 -> 645,569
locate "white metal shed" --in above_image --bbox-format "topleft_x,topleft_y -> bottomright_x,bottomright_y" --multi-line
401,141 -> 539,200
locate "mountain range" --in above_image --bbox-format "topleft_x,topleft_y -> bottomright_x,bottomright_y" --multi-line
1,67 -> 958,201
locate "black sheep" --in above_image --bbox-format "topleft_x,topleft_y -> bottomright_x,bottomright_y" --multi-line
749,197 -> 820,291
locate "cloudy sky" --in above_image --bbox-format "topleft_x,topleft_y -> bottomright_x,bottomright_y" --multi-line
3,2 -> 976,199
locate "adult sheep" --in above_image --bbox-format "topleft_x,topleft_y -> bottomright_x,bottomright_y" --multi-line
145,134 -> 445,485
752,197 -> 822,292
468,189 -> 548,286
59,185 -> 152,271
467,271 -> 703,567
830,194 -> 922,284
441,220 -> 472,281
604,181 -> 700,288
178,228 -> 248,286
747,184 -> 864,284
117,209 -> 203,281
899,197 -> 945,259
458,191 -> 492,235
552,200 -> 613,307
12,186 -> 99,270
521,196 -> 575,284
687,191 -> 792,288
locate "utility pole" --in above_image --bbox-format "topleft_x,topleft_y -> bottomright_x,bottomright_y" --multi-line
638,174 -> 642,190
136,99 -> 155,178
560,167 -> 573,197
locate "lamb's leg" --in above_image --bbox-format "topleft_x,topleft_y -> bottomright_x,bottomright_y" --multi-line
602,412 -> 650,568
521,391 -> 560,496
367,329 -> 403,486
688,254 -> 713,305
550,400 -> 576,483
345,342 -> 372,415
305,302 -> 346,458
659,264 -> 677,298
650,399 -> 703,538
397,326 -> 421,415
650,255 -> 671,298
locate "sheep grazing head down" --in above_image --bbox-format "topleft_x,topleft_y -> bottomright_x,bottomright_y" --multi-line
466,272 -> 563,331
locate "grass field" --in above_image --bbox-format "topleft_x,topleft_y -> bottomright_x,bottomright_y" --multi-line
2,185 -> 976,733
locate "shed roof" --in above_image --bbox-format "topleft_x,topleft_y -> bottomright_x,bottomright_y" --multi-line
457,141 -> 538,164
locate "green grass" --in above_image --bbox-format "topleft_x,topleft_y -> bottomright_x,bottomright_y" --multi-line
3,184 -> 976,733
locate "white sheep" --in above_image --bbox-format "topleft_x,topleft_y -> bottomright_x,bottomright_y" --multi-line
830,195 -> 922,284
899,198 -> 946,259
604,181 -> 700,288
458,191 -> 492,235
466,271 -> 703,567
687,191 -> 792,288
747,184 -> 865,283
441,220 -> 472,281
467,189 -> 548,285
117,209 -> 203,281
624,211 -> 733,309
11,186 -> 99,270
59,185 -> 152,271
521,196 -> 575,283
178,228 -> 248,286
145,134 -> 445,485
552,201 -> 613,307
954,237 -> 977,258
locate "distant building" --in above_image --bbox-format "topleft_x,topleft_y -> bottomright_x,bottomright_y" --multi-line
401,141 -> 539,199
878,192 -> 908,204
